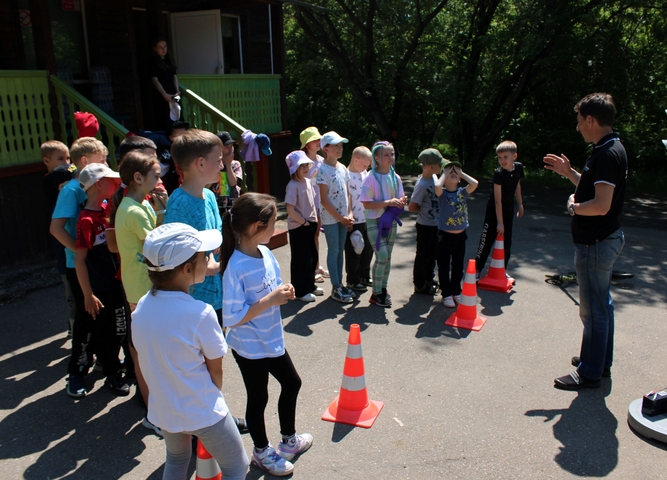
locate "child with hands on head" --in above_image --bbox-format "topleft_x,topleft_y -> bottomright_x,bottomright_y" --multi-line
360,141 -> 407,308
284,150 -> 321,302
221,193 -> 312,478
433,158 -> 478,308
316,131 -> 355,303
131,223 -> 249,480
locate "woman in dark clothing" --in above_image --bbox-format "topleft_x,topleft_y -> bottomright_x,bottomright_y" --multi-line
150,37 -> 181,132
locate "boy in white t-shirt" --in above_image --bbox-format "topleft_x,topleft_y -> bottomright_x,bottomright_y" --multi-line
345,146 -> 374,292
132,223 -> 248,480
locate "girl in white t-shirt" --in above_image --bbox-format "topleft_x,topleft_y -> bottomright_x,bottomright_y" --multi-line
360,141 -> 408,308
132,223 -> 248,480
284,150 -> 321,302
220,193 -> 313,477
316,131 -> 355,303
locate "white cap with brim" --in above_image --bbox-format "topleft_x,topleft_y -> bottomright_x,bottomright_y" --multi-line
79,163 -> 120,191
143,223 -> 222,272
320,131 -> 349,149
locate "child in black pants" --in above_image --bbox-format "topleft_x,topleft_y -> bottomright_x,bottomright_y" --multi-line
474,141 -> 524,282
284,151 -> 322,302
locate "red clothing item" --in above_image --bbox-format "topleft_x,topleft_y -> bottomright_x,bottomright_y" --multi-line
76,203 -> 120,292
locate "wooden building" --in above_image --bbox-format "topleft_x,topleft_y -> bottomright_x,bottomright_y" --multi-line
0,0 -> 293,269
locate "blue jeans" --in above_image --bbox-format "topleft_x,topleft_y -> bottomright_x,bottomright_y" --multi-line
161,414 -> 248,480
322,223 -> 348,287
575,228 -> 624,381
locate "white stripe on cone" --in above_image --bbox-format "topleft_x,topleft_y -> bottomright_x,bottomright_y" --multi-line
341,374 -> 367,391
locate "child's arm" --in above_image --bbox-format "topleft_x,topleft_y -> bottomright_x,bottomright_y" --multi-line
494,184 -> 504,235
227,283 -> 295,328
106,228 -> 118,253
204,356 -> 223,390
515,180 -> 524,218
74,248 -> 104,319
286,204 -> 310,226
458,168 -> 479,194
319,184 -> 353,226
50,218 -> 76,251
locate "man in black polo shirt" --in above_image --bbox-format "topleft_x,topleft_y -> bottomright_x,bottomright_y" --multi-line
544,93 -> 627,390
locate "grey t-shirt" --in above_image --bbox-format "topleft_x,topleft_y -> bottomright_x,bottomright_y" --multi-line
410,175 -> 439,226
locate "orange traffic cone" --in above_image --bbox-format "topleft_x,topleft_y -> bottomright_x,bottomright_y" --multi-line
322,324 -> 384,428
478,234 -> 513,293
195,439 -> 222,480
445,259 -> 487,331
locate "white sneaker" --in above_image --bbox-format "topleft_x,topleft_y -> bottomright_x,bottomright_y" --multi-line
312,287 -> 324,296
454,295 -> 462,304
442,296 -> 456,308
252,445 -> 294,476
298,293 -> 316,302
277,433 -> 313,460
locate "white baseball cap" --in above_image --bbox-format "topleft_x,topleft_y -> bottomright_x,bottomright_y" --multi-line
320,131 -> 348,149
78,163 -> 120,190
143,223 -> 222,272
350,230 -> 365,255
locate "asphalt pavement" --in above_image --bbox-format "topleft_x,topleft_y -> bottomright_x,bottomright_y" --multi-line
1,179 -> 667,479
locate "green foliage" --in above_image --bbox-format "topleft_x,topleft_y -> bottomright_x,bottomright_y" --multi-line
285,1 -> 667,186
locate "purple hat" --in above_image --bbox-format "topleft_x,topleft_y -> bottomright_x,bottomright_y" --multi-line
285,150 -> 313,175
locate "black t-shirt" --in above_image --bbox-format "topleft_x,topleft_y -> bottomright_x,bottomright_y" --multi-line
488,162 -> 524,209
149,57 -> 177,95
571,133 -> 627,245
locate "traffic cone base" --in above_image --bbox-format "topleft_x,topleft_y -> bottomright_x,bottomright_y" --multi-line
444,259 -> 486,331
478,234 -> 513,293
477,275 -> 513,293
322,324 -> 383,428
445,310 -> 487,331
322,395 -> 384,428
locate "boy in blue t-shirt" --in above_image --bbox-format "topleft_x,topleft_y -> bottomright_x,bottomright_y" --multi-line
164,129 -> 224,320
434,160 -> 478,308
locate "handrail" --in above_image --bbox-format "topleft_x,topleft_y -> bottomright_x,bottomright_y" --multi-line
179,84 -> 248,191
50,75 -> 128,167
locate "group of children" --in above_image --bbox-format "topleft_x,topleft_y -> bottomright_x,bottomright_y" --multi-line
42,127 -> 523,478
45,130 -> 312,478
286,129 -> 525,311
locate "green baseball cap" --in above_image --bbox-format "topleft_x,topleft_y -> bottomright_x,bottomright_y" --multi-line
418,148 -> 445,165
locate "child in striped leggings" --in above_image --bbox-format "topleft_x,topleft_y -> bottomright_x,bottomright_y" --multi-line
360,141 -> 407,307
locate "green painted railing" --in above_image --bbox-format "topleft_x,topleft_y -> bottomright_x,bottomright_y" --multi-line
0,71 -> 55,168
179,85 -> 249,191
50,75 -> 128,168
179,74 -> 282,134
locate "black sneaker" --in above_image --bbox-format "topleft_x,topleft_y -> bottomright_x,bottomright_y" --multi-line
571,356 -> 611,378
347,283 -> 368,293
105,374 -> 131,396
414,284 -> 437,295
360,278 -> 373,287
66,375 -> 87,398
382,288 -> 392,302
554,370 -> 600,391
369,293 -> 391,308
